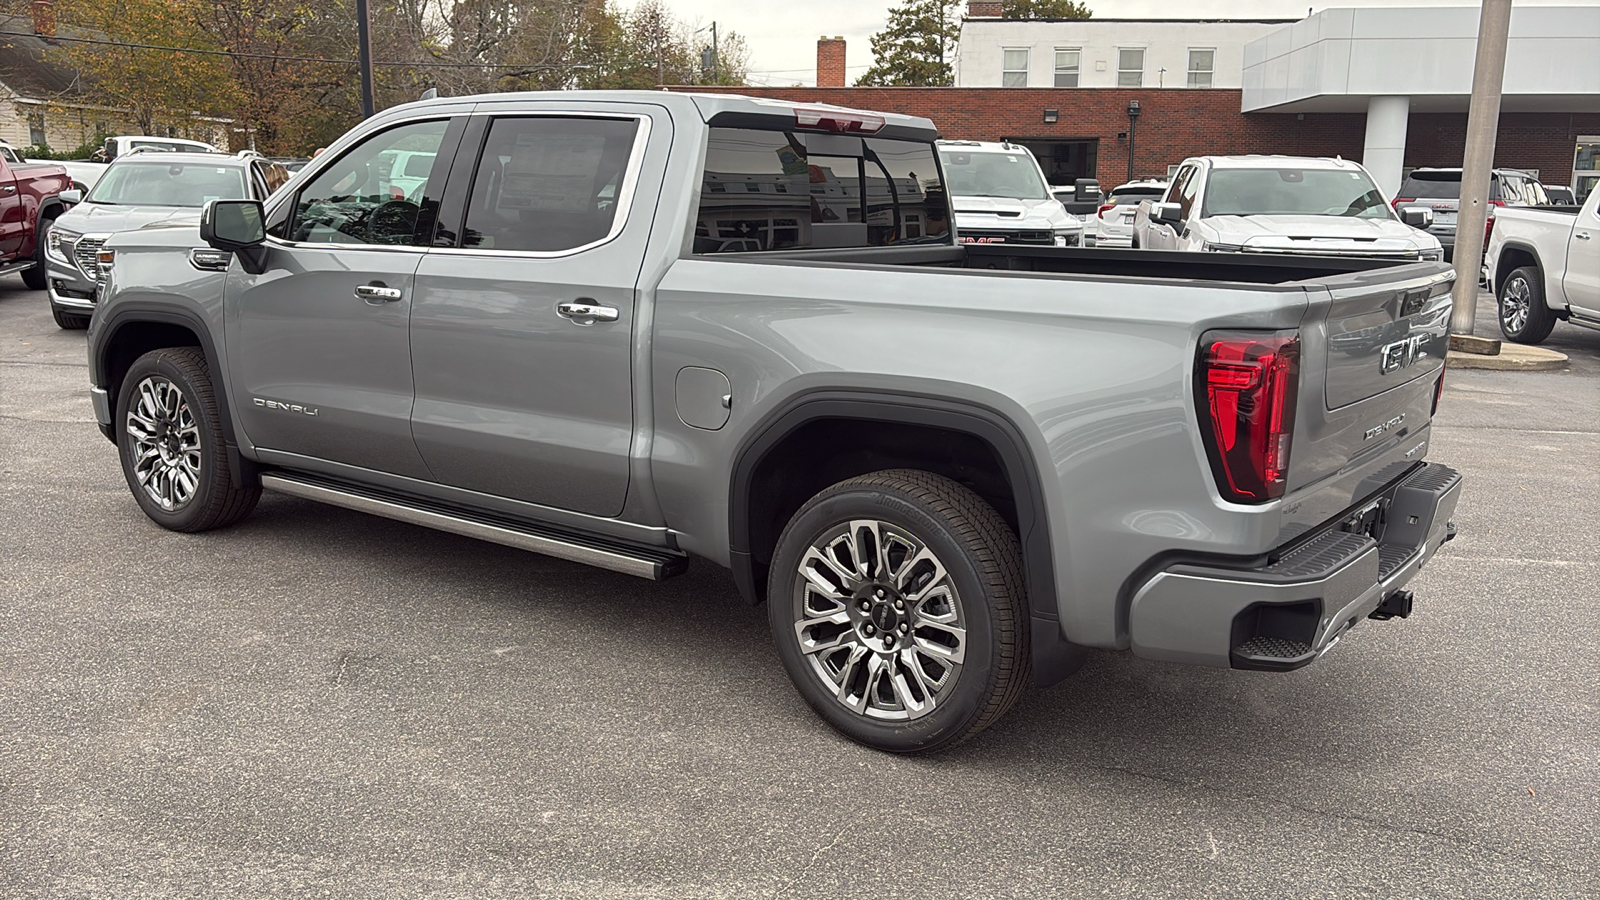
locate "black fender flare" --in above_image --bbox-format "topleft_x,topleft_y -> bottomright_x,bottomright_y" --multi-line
92,302 -> 257,485
728,390 -> 1083,687
1492,240 -> 1545,297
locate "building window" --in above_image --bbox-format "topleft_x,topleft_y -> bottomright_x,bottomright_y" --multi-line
1002,49 -> 1029,87
1053,49 -> 1080,87
1188,49 -> 1215,88
27,112 -> 45,147
1117,48 -> 1144,88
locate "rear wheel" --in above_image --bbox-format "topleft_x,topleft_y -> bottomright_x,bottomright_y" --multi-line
767,469 -> 1030,753
1497,265 -> 1555,344
115,347 -> 259,532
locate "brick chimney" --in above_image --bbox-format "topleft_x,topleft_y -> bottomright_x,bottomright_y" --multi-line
32,0 -> 55,37
817,36 -> 846,87
967,0 -> 1003,18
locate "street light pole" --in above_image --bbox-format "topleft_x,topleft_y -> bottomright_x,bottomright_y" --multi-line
356,0 -> 376,118
1126,100 -> 1141,184
1450,0 -> 1513,336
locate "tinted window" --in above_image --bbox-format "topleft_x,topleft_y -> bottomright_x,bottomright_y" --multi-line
1110,186 -> 1165,201
1202,167 -> 1390,219
1398,172 -> 1462,200
696,128 -> 950,253
460,117 -> 638,254
86,162 -> 246,207
284,119 -> 447,245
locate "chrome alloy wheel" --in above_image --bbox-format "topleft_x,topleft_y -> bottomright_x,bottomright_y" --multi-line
125,375 -> 203,511
1501,274 -> 1531,334
792,519 -> 967,721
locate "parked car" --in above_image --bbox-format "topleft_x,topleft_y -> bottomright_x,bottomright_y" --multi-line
27,135 -> 222,195
1133,155 -> 1442,259
1542,184 -> 1577,207
0,151 -> 72,291
1391,167 -> 1549,262
1091,179 -> 1167,248
43,151 -> 288,329
938,140 -> 1083,246
1485,186 -> 1600,343
88,91 -> 1461,754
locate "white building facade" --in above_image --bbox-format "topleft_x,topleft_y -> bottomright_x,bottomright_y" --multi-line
955,18 -> 1293,90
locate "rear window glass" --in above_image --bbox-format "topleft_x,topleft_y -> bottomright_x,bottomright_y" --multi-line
695,127 -> 951,253
1398,172 -> 1461,200
1110,186 -> 1165,200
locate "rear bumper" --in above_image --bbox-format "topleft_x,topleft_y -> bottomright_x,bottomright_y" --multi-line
1128,462 -> 1462,670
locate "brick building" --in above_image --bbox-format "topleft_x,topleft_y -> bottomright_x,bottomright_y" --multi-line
675,5 -> 1600,201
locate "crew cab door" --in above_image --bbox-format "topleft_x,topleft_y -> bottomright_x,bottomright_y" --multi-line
1566,192 -> 1600,315
0,157 -> 25,258
1147,163 -> 1199,251
224,115 -> 463,478
407,104 -> 667,517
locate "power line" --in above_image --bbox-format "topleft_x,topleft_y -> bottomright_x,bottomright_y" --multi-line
0,30 -> 576,70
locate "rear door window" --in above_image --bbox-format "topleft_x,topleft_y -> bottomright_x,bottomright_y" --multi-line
695,127 -> 951,253
458,116 -> 640,254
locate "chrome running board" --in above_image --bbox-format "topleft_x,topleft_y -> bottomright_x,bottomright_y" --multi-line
261,472 -> 688,581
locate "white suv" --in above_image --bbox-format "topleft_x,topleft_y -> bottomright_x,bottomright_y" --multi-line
1092,179 -> 1167,248
937,141 -> 1083,247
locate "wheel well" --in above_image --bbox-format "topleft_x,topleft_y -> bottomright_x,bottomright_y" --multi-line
742,417 -> 1021,600
103,321 -> 203,406
1494,246 -> 1538,295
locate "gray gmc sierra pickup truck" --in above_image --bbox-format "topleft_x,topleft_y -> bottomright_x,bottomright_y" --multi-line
85,92 -> 1462,753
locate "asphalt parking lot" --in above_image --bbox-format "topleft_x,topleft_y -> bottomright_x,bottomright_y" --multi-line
2,276 -> 1596,898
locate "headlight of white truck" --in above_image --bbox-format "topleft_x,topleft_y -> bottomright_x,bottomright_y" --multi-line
45,226 -> 77,263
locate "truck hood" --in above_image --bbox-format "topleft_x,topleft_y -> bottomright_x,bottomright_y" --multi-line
53,204 -> 204,235
951,195 -> 1081,232
1199,215 -> 1438,254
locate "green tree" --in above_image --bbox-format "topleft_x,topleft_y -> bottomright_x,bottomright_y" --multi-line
856,0 -> 962,87
1003,0 -> 1092,19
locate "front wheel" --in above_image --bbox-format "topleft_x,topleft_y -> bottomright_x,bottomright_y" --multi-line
1498,265 -> 1556,344
115,347 -> 259,532
768,469 -> 1030,753
22,216 -> 52,290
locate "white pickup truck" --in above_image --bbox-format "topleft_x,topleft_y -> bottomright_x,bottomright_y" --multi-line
1486,188 -> 1600,344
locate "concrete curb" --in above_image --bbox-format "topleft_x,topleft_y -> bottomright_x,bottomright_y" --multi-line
1447,345 -> 1569,371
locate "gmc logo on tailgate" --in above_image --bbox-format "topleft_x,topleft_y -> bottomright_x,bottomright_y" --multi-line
1379,333 -> 1430,374
959,236 -> 1006,244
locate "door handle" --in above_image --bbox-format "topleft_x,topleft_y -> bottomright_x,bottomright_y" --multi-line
355,282 -> 402,303
1576,232 -> 1592,241
2,185 -> 16,193
557,301 -> 619,323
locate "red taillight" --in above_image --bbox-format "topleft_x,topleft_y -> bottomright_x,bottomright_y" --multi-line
1487,199 -> 1506,207
793,108 -> 886,134
1485,215 -> 1495,243
1097,203 -> 1116,216
1392,197 -> 1414,208
1199,332 -> 1300,503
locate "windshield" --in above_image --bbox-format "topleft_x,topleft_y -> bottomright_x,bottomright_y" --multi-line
939,149 -> 1049,200
86,162 -> 247,207
1203,167 -> 1392,219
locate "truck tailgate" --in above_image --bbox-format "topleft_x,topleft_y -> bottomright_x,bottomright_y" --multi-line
1292,264 -> 1453,495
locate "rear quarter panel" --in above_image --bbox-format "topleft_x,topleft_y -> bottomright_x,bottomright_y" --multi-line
651,258 -> 1332,649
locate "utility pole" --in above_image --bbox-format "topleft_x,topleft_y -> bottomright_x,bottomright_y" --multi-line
356,0 -> 375,118
1126,100 -> 1141,184
1450,0 -> 1512,336
712,21 -> 720,84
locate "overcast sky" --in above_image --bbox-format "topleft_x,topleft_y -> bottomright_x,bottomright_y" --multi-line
644,0 -> 1591,87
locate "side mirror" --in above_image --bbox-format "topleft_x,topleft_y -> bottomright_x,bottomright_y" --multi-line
1400,207 -> 1433,228
200,199 -> 267,273
59,188 -> 82,205
1074,178 -> 1100,203
1151,202 -> 1184,226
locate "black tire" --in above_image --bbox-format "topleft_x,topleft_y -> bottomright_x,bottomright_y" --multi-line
115,347 -> 259,532
51,305 -> 90,330
1497,265 -> 1556,345
22,214 -> 52,290
767,469 -> 1030,753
